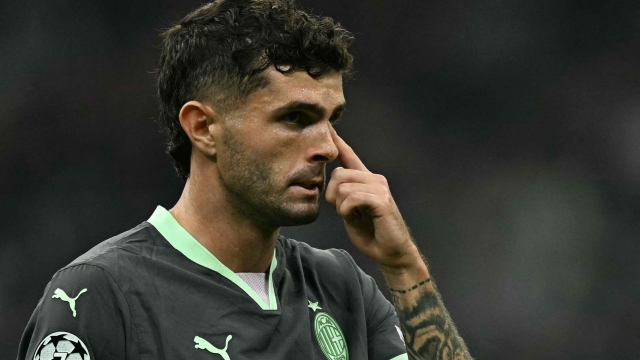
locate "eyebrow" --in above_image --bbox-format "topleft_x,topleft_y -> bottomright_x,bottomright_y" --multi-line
276,101 -> 346,121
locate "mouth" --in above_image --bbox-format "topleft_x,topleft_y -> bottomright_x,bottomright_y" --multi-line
290,178 -> 323,196
290,184 -> 320,196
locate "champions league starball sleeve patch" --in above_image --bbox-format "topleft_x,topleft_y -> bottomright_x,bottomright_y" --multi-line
18,264 -> 137,360
32,331 -> 90,360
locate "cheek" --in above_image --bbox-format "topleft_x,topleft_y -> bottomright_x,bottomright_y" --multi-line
263,132 -> 306,181
262,127 -> 300,156
237,124 -> 305,176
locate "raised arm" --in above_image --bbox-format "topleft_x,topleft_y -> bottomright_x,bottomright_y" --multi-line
325,125 -> 472,360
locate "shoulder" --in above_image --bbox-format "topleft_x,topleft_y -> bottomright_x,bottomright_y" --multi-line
63,221 -> 160,270
278,235 -> 354,263
18,245 -> 141,360
30,222 -> 160,336
50,221 -> 162,288
277,235 -> 361,278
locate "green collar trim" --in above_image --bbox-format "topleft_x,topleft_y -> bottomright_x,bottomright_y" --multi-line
148,206 -> 278,311
390,354 -> 409,360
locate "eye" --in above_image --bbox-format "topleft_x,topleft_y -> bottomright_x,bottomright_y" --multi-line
330,116 -> 342,126
283,111 -> 304,124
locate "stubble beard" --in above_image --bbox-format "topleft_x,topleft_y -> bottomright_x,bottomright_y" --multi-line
218,129 -> 320,228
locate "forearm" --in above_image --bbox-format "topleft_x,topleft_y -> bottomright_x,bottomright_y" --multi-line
381,255 -> 473,360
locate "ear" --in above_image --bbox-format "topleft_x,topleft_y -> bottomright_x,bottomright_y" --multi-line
179,101 -> 219,157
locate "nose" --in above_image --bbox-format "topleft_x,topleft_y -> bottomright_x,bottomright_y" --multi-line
310,123 -> 339,163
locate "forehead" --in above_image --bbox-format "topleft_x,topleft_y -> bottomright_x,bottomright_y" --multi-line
244,68 -> 345,113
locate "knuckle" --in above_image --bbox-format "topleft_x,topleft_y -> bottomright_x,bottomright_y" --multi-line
372,184 -> 387,194
337,183 -> 350,196
376,174 -> 388,185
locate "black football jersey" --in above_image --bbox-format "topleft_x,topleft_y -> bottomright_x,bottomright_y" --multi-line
18,206 -> 408,360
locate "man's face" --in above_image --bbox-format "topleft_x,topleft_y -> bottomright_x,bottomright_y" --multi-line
216,68 -> 344,228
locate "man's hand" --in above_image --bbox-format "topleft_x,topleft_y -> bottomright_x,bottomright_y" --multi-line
325,125 -> 473,360
325,125 -> 420,273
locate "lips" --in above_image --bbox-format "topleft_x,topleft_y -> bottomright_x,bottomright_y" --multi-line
290,184 -> 320,196
291,178 -> 323,191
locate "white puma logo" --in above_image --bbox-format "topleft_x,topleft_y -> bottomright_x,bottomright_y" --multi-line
52,288 -> 87,317
194,335 -> 233,360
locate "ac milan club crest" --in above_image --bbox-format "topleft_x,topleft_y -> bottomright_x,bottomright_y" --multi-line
313,312 -> 348,360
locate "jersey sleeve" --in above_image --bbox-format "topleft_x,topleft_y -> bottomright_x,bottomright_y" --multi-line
338,250 -> 408,360
17,263 -> 138,360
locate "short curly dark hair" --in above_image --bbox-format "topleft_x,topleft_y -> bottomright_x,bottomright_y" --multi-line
156,0 -> 355,179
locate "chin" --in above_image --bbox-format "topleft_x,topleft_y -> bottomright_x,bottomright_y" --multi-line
277,204 -> 320,227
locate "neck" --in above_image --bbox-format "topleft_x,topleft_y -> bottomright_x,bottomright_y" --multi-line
169,167 -> 279,274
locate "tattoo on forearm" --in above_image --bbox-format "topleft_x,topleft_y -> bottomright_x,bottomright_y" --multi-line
392,279 -> 472,360
388,278 -> 431,294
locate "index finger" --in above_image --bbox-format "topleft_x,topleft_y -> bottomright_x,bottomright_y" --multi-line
330,124 -> 369,172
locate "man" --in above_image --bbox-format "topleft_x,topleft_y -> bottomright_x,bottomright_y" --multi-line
18,0 -> 472,359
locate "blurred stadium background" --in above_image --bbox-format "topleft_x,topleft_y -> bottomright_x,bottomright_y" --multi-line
1,0 -> 639,358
